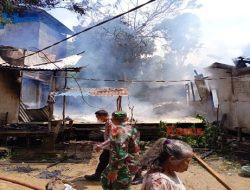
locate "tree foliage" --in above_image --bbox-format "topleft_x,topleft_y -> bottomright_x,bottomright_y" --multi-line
77,0 -> 201,67
73,0 -> 202,80
0,0 -> 89,24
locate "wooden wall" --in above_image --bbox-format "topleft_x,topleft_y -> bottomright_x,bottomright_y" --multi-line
0,70 -> 21,123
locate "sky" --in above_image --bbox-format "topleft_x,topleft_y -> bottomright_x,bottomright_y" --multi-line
193,0 -> 250,65
48,0 -> 250,67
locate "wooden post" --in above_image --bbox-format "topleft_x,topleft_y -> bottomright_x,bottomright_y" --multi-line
62,72 -> 67,126
185,83 -> 190,105
18,71 -> 23,123
48,71 -> 56,132
235,127 -> 246,142
216,104 -> 220,124
117,96 -> 122,111
195,78 -> 210,102
190,81 -> 195,101
230,72 -> 234,95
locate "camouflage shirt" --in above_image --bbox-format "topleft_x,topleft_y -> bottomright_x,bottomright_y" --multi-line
101,123 -> 140,190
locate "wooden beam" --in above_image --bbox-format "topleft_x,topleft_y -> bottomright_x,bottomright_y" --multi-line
190,81 -> 195,101
193,154 -> 234,190
63,72 -> 67,126
48,71 -> 56,132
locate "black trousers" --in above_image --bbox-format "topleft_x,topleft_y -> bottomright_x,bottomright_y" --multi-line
95,149 -> 110,177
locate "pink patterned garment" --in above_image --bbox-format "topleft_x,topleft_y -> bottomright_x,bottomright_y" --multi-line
142,172 -> 186,190
104,119 -> 113,141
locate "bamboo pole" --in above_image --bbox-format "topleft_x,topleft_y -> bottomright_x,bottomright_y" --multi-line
0,176 -> 43,190
193,154 -> 234,190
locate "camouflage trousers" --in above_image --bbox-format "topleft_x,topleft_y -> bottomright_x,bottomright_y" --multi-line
101,165 -> 132,190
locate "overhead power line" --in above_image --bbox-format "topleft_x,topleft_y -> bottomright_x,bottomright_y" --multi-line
36,48 -> 102,109
32,71 -> 250,83
1,0 -> 156,65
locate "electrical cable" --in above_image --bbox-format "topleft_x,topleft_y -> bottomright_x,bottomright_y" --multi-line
23,72 -> 250,83
0,0 -> 156,65
34,49 -> 105,109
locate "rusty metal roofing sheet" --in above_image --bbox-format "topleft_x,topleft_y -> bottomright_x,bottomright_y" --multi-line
56,88 -> 128,97
0,50 -> 83,72
90,88 -> 128,96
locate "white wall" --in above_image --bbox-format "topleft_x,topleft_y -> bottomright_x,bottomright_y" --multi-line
207,67 -> 250,133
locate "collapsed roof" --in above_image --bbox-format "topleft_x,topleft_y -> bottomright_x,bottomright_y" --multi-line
207,62 -> 250,76
0,46 -> 83,72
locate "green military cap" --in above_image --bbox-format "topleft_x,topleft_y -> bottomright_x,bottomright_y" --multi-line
112,111 -> 127,118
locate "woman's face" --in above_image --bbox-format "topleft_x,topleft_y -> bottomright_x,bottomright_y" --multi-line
165,153 -> 193,173
174,156 -> 192,172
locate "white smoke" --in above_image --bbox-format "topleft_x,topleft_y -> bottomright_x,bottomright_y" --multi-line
54,7 -> 203,122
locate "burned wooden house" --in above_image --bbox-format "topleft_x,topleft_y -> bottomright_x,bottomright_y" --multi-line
195,61 -> 250,135
0,7 -> 83,146
0,46 -> 82,145
207,62 -> 250,133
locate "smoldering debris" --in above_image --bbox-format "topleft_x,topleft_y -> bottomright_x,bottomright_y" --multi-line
153,101 -> 194,116
15,166 -> 38,173
5,165 -> 38,173
36,170 -> 69,179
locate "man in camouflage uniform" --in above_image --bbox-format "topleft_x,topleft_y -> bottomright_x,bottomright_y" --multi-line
100,111 -> 140,190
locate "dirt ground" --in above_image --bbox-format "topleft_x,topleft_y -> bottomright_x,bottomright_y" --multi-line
0,152 -> 249,190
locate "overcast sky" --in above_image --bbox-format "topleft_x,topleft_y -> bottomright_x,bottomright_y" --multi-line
48,0 -> 250,66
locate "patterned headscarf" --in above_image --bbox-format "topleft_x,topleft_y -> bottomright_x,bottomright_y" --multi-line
140,138 -> 193,170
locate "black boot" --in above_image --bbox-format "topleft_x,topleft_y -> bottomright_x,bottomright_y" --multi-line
85,150 -> 109,181
131,174 -> 143,185
84,174 -> 101,181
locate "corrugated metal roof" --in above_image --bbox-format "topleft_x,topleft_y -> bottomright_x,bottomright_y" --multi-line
0,63 -> 82,71
28,54 -> 82,70
0,54 -> 83,72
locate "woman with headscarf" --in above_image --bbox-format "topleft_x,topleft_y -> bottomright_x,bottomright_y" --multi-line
141,138 -> 193,190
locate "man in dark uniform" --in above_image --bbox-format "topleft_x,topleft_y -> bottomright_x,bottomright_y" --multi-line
84,110 -> 112,181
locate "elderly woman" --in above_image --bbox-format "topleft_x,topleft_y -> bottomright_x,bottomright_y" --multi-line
98,111 -> 140,190
141,138 -> 193,190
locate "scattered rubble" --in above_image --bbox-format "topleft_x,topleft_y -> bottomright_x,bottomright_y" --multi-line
36,170 -> 69,179
5,165 -> 38,173
240,165 -> 250,177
